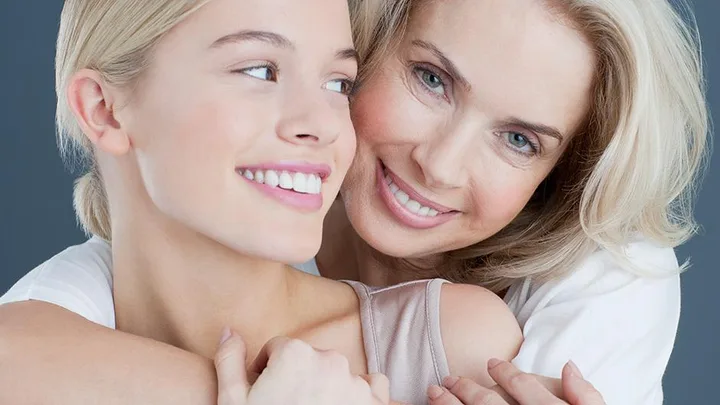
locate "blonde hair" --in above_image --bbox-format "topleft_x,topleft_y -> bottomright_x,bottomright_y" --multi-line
357,0 -> 710,291
59,0 -> 390,241
348,0 -> 413,84
56,0 -> 213,240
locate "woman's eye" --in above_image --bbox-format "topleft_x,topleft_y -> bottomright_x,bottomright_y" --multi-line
414,68 -> 445,95
324,79 -> 355,96
241,66 -> 277,81
500,131 -> 538,155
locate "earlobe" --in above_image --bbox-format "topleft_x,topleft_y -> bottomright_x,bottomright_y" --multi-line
66,69 -> 130,156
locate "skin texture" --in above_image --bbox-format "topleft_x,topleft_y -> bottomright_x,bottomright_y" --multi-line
326,0 -> 595,285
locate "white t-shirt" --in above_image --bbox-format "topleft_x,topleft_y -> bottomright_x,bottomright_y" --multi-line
0,237 -> 680,405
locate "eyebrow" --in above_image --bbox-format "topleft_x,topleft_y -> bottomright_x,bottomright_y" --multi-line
211,30 -> 358,65
336,48 -> 360,64
211,30 -> 294,49
502,117 -> 565,142
411,40 -> 471,90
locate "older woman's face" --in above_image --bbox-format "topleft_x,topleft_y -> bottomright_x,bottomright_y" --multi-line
342,0 -> 595,258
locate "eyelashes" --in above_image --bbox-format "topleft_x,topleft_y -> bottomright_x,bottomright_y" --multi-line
496,131 -> 541,157
323,78 -> 356,96
238,64 -> 278,81
410,63 -> 451,101
233,63 -> 355,97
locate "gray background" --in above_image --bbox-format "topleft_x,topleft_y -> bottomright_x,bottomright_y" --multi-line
0,1 -> 716,402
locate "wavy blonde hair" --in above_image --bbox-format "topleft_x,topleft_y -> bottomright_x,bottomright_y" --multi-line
56,0 -> 213,240
353,0 -> 710,291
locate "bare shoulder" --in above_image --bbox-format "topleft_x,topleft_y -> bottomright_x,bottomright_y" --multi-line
439,283 -> 523,387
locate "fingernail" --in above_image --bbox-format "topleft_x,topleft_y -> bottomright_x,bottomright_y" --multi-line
443,376 -> 460,389
219,326 -> 232,345
488,358 -> 503,369
427,385 -> 444,400
567,360 -> 583,379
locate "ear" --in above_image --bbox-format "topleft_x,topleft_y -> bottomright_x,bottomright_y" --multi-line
66,69 -> 130,156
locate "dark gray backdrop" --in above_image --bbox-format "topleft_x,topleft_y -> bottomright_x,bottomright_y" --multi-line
0,1 -> 716,403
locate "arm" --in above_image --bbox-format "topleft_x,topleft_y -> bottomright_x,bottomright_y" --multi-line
0,301 -> 219,405
439,283 -> 524,388
0,302 -> 396,405
508,242 -> 680,405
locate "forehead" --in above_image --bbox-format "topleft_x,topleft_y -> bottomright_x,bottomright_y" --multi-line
409,0 -> 595,136
160,0 -> 353,54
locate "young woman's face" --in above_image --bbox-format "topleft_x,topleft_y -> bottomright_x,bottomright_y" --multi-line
120,0 -> 358,263
343,0 -> 595,258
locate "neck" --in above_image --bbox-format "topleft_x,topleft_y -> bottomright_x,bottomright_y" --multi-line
317,200 -> 409,286
111,204 -> 300,359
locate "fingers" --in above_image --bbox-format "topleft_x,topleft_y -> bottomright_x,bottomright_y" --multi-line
432,376 -> 511,405
361,373 -> 390,404
562,361 -> 606,405
248,336 -> 299,376
487,359 -> 564,404
214,328 -> 249,405
427,384 -> 464,405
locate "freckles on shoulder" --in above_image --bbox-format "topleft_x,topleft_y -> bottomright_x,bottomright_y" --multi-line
439,283 -> 523,386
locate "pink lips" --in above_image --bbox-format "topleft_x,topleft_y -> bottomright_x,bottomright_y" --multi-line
238,161 -> 331,212
376,161 -> 458,229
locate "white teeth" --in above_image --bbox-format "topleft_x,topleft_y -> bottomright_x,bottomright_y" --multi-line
279,171 -> 293,189
386,178 -> 444,217
241,168 -> 322,195
292,172 -> 307,193
395,190 -> 410,205
309,174 -> 322,194
406,200 -> 421,214
308,174 -> 318,194
265,170 -> 280,187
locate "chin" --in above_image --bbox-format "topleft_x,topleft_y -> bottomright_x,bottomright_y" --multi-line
261,231 -> 323,264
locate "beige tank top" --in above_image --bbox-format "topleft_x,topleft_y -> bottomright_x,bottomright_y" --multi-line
343,279 -> 451,405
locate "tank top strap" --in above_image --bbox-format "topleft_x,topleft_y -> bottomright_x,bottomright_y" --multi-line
342,279 -> 451,404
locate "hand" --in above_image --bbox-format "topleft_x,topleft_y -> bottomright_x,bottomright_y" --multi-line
427,359 -> 605,405
214,329 -> 391,405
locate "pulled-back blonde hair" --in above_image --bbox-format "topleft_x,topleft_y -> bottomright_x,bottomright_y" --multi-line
353,0 -> 710,291
56,0 -> 212,240
58,0 -> 389,242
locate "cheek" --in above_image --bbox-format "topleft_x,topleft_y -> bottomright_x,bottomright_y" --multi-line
129,89 -> 265,218
472,173 -> 544,228
351,72 -> 430,147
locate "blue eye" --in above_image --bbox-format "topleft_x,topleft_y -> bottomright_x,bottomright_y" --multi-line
324,79 -> 355,96
415,68 -> 445,95
509,133 -> 529,148
500,131 -> 539,155
240,66 -> 277,81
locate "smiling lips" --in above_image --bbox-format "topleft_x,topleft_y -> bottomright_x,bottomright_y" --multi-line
237,162 -> 330,211
376,161 -> 458,229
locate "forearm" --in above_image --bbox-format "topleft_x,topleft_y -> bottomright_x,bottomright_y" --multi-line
0,301 -> 218,405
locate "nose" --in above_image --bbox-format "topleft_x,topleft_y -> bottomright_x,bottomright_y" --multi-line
275,89 -> 346,147
411,122 -> 473,189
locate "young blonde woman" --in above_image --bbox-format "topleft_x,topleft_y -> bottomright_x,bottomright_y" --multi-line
0,0 -> 708,404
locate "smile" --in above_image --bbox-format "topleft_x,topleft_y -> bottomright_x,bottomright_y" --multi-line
239,169 -> 323,195
376,160 -> 458,229
237,162 -> 331,212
